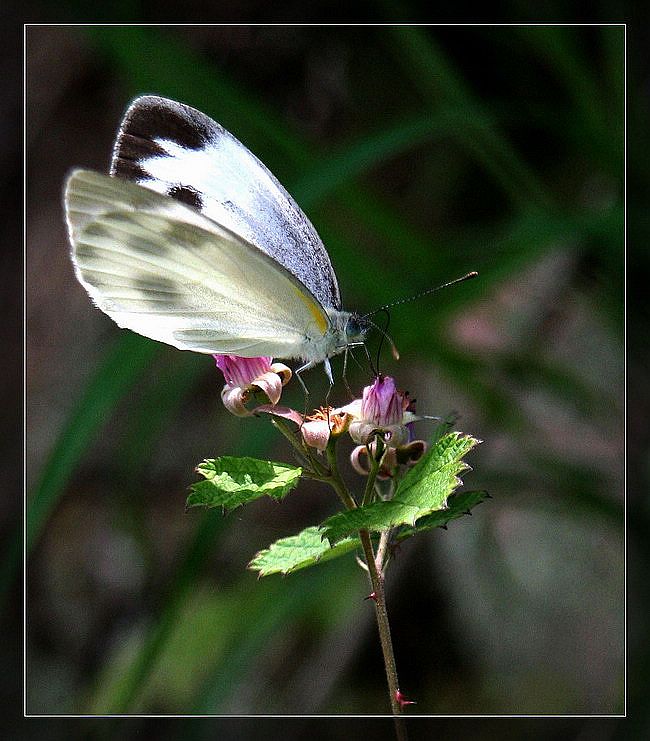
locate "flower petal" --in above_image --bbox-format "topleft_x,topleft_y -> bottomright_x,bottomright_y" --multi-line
301,419 -> 331,451
214,355 -> 273,387
396,439 -> 428,465
252,371 -> 284,405
378,446 -> 398,479
382,424 -> 410,448
350,445 -> 370,475
221,385 -> 254,417
254,405 -> 304,426
270,362 -> 292,386
349,421 -> 379,445
338,398 -> 362,419
361,376 -> 403,426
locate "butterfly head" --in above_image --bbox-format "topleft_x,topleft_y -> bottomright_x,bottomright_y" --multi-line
344,313 -> 369,347
323,310 -> 368,351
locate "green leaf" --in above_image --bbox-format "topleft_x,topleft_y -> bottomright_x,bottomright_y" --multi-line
395,490 -> 490,542
186,457 -> 302,512
248,526 -> 360,577
321,432 -> 481,543
249,488 -> 489,578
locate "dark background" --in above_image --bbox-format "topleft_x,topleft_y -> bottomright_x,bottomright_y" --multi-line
6,13 -> 646,740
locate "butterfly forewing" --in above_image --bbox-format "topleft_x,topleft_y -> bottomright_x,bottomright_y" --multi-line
65,169 -> 330,358
110,95 -> 341,311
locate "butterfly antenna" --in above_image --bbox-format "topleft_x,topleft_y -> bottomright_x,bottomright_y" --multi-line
364,271 -> 478,317
375,309 -> 388,373
362,312 -> 401,368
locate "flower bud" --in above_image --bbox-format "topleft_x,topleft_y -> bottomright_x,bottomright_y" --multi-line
361,376 -> 404,427
345,376 -> 416,447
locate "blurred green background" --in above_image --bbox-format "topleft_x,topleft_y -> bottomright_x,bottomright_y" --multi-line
20,21 -> 630,734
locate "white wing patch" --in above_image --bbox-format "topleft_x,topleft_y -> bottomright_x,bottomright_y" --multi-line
65,170 -> 331,358
110,96 -> 341,310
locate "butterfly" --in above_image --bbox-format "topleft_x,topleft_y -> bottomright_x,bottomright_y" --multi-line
64,95 -> 366,382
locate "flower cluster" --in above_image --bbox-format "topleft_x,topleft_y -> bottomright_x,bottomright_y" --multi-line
214,356 -> 428,478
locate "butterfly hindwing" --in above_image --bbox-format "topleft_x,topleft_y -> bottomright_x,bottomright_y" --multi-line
110,95 -> 341,311
65,169 -> 331,358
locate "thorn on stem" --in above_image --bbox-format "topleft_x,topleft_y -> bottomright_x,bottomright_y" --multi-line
395,689 -> 416,709
356,555 -> 369,572
364,591 -> 378,602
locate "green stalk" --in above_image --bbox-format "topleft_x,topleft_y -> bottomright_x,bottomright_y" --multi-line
325,443 -> 359,511
358,528 -> 404,724
326,439 -> 406,732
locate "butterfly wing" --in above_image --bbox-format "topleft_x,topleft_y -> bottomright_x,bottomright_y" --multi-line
64,169 -> 331,358
110,95 -> 341,311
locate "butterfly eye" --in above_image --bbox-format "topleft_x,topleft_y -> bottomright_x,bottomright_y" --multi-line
346,315 -> 367,342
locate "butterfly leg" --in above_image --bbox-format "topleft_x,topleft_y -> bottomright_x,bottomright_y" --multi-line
294,365 -> 311,416
321,359 -> 335,429
295,358 -> 334,387
342,347 -> 355,399
344,341 -> 376,379
296,358 -> 334,419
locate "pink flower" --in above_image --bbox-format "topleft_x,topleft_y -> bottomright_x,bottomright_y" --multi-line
301,407 -> 352,451
361,376 -> 404,426
341,375 -> 418,448
214,355 -> 291,417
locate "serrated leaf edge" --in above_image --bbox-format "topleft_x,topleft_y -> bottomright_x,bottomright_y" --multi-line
321,432 -> 481,542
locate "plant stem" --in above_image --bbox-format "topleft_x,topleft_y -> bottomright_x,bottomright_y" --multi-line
375,529 -> 390,571
358,529 -> 403,718
271,417 -> 328,479
362,437 -> 384,506
325,443 -> 358,510
327,440 -> 406,732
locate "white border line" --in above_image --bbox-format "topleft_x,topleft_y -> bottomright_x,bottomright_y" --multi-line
623,21 -> 628,720
23,21 -> 627,721
23,21 -> 28,721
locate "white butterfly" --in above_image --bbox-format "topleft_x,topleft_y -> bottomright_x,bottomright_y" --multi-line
64,96 -> 366,382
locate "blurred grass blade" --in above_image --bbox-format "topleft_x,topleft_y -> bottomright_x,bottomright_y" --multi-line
513,26 -> 617,166
7,334 -> 158,606
117,351 -> 205,477
380,23 -> 553,209
292,110 -> 492,210
192,559 -> 360,713
105,509 -> 225,713
27,333 -> 159,551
